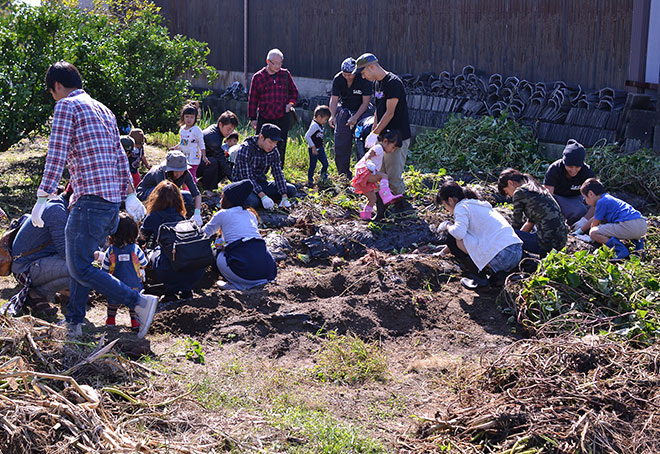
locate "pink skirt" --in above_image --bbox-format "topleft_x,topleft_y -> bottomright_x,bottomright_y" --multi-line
351,167 -> 379,194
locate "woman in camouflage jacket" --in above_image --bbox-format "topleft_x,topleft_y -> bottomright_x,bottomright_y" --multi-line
498,169 -> 568,257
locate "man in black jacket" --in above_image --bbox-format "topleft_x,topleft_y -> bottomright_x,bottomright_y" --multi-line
198,110 -> 239,191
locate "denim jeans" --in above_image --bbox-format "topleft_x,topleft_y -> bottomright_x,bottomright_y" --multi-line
29,255 -> 69,301
334,107 -> 369,179
65,195 -> 140,324
488,243 -> 523,273
245,179 -> 297,208
307,147 -> 329,183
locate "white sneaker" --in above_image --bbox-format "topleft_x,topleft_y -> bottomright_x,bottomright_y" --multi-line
134,291 -> 158,339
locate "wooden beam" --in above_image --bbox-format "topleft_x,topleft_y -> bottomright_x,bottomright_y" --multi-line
628,0 -> 651,93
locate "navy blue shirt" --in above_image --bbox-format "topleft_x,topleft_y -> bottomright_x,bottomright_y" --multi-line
12,198 -> 68,274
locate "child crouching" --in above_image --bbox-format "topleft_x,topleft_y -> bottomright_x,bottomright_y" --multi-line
351,129 -> 402,220
578,178 -> 647,259
101,213 -> 148,328
202,180 -> 277,290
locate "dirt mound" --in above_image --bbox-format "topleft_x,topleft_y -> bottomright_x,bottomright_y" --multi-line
150,252 -> 511,356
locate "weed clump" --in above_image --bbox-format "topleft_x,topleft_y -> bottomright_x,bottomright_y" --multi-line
408,113 -> 543,176
311,331 -> 387,385
501,222 -> 660,343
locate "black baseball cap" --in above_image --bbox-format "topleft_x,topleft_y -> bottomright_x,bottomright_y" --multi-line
260,123 -> 283,142
353,53 -> 378,74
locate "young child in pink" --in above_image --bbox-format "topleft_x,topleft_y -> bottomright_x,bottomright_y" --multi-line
171,102 -> 207,182
351,129 -> 402,220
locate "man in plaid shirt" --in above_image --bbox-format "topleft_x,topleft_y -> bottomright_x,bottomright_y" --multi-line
232,124 -> 297,210
248,48 -> 298,167
31,61 -> 157,338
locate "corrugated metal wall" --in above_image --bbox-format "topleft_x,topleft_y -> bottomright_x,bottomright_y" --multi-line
154,0 -> 633,90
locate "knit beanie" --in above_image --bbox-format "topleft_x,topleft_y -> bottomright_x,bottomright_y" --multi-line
562,139 -> 586,167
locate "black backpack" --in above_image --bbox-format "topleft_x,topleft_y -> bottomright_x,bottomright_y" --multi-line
156,219 -> 214,272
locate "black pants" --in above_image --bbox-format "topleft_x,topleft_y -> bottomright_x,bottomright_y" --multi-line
197,155 -> 232,191
257,114 -> 289,168
445,234 -> 482,276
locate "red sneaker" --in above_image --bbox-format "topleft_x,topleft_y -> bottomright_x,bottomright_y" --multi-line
105,317 -> 116,326
131,318 -> 140,329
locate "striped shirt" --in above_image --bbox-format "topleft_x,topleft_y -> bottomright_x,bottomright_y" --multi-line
39,89 -> 131,205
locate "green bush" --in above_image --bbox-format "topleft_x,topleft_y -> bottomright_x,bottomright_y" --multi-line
0,1 -> 216,152
501,240 -> 660,344
408,113 -> 544,177
589,143 -> 660,205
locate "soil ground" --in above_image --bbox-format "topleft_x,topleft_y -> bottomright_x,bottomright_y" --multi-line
0,137 -> 651,453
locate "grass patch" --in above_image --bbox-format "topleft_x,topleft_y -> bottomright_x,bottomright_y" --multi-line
403,166 -> 447,202
268,400 -> 387,454
311,331 -> 388,385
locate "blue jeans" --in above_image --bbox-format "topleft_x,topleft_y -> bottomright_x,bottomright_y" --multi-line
245,179 -> 297,208
308,147 -> 328,183
65,196 -> 140,324
515,229 -> 541,255
488,243 -> 523,273
334,106 -> 369,179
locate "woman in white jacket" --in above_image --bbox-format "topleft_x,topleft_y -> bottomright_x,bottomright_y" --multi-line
436,182 -> 523,289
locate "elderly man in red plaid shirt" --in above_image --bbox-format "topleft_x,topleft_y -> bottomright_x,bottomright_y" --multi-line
31,61 -> 158,339
248,48 -> 299,167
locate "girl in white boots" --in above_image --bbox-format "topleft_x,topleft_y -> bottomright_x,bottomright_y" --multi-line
351,129 -> 403,220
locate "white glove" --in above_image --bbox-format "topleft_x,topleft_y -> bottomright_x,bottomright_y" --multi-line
437,220 -> 451,232
125,193 -> 146,222
570,226 -> 583,236
571,217 -> 588,231
365,132 -> 379,149
0,207 -> 6,220
261,195 -> 275,210
366,161 -> 377,173
279,198 -> 292,209
574,233 -> 592,243
31,189 -> 55,228
191,209 -> 203,226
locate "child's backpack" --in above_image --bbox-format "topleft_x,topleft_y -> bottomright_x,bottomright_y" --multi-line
0,215 -> 51,276
156,219 -> 214,272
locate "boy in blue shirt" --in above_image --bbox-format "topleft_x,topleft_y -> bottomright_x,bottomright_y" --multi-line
578,178 -> 647,259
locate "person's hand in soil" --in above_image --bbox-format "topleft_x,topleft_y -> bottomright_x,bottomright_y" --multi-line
279,197 -> 291,209
437,220 -> 451,232
261,195 -> 275,210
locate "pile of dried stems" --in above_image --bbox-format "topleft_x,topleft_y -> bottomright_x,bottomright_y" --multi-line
404,336 -> 660,454
0,315 -> 243,453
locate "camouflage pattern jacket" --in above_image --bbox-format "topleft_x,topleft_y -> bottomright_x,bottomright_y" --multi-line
512,185 -> 568,254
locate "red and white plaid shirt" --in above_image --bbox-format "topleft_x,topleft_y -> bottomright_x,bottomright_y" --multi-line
39,89 -> 131,205
248,67 -> 298,121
